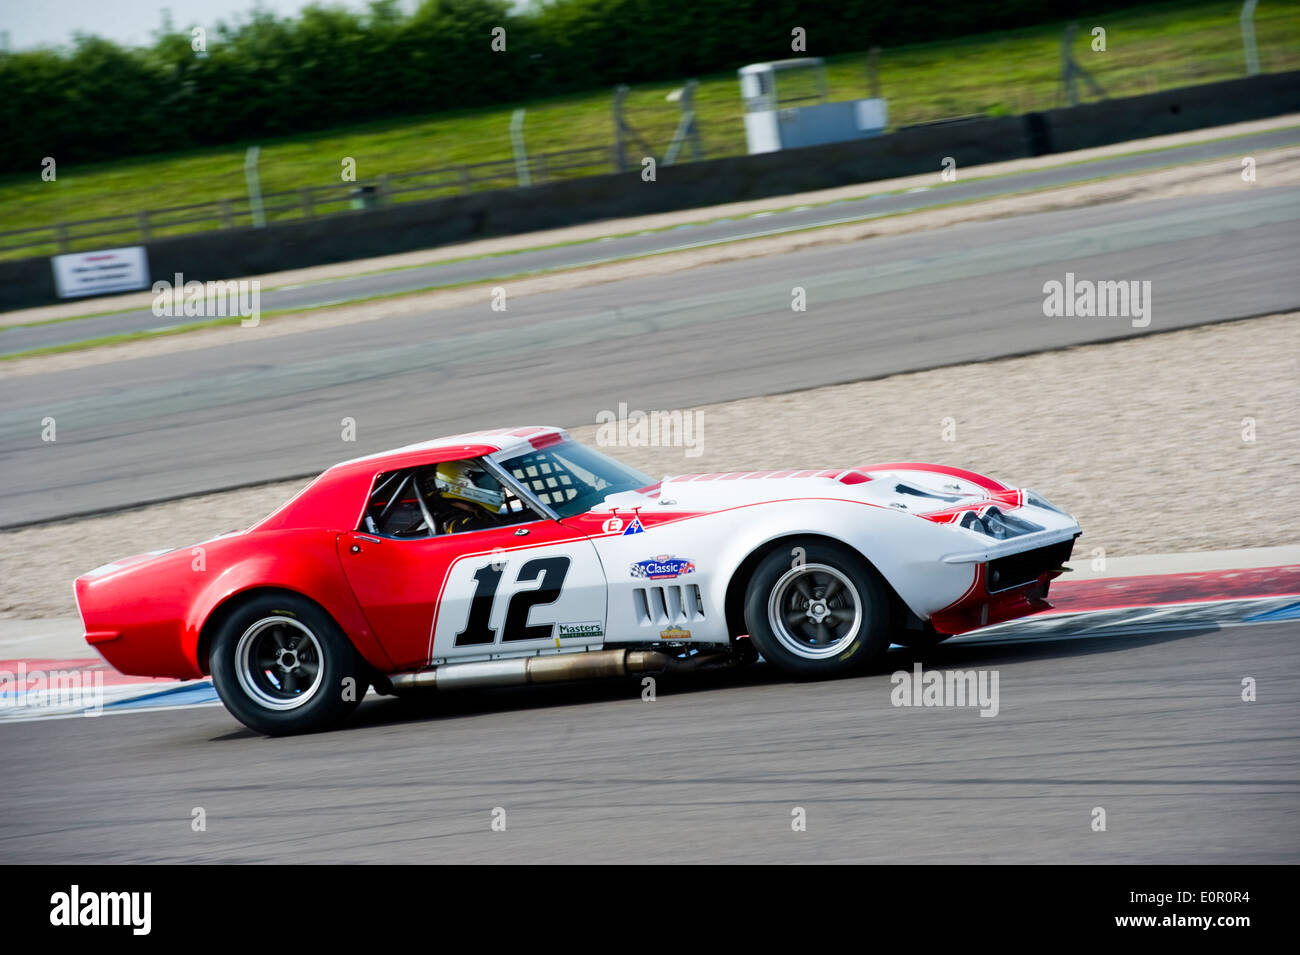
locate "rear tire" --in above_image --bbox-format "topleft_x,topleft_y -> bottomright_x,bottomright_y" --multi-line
743,541 -> 891,678
210,593 -> 367,735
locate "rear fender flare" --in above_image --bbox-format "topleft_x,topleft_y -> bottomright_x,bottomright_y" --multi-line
183,531 -> 394,675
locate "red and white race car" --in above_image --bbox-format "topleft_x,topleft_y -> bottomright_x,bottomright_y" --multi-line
76,426 -> 1081,734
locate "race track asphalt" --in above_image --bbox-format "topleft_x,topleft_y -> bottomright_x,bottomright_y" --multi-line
5,123 -> 1298,353
1,618 -> 1295,863
0,186 -> 1296,526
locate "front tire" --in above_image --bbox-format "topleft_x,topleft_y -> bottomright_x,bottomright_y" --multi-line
743,541 -> 891,678
210,593 -> 367,735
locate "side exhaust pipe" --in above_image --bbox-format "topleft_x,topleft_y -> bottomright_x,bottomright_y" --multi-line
388,648 -> 729,693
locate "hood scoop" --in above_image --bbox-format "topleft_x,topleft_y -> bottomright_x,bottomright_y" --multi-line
893,482 -> 964,503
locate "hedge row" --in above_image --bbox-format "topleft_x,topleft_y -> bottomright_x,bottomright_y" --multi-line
0,0 -> 1129,172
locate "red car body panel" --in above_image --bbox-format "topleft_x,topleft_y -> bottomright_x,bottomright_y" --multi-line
76,529 -> 392,680
75,433 -> 563,680
254,444 -> 501,534
928,563 -> 1059,635
337,521 -> 593,670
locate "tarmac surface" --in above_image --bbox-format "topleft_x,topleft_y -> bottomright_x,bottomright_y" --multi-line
2,613 -> 1294,863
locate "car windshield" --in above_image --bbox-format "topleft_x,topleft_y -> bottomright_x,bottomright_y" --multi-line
498,440 -> 654,518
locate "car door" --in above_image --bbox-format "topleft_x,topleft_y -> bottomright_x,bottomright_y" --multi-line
338,519 -> 607,670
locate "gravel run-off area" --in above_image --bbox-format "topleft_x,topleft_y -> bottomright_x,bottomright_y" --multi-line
2,312 -> 1295,619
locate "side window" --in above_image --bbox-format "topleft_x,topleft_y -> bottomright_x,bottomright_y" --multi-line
362,468 -> 430,538
361,460 -> 544,539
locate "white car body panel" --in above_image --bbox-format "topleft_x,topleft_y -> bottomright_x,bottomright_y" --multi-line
579,469 -> 1080,645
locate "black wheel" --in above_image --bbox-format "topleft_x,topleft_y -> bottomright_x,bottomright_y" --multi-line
743,541 -> 891,678
210,593 -> 367,735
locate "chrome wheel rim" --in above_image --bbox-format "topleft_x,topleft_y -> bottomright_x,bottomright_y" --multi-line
235,616 -> 325,711
767,563 -> 863,659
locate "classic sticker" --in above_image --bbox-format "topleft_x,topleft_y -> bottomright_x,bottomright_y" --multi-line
630,555 -> 695,579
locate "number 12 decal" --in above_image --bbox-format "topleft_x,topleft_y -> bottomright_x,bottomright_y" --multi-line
454,556 -> 571,646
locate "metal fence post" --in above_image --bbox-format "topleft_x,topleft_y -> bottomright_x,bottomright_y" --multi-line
1241,0 -> 1260,75
1060,23 -> 1078,106
510,109 -> 532,187
664,80 -> 702,166
245,146 -> 266,228
612,85 -> 629,173
1058,22 -> 1106,106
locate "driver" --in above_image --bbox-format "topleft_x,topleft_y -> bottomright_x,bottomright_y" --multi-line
429,460 -> 506,534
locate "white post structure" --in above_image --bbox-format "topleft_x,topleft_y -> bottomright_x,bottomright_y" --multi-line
244,146 -> 266,228
510,109 -> 531,187
1241,0 -> 1260,76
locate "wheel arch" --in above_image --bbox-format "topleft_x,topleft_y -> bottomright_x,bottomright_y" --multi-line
182,530 -> 395,676
723,532 -> 912,639
196,586 -> 338,676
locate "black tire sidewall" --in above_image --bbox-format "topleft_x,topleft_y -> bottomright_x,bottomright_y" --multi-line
743,541 -> 890,678
210,593 -> 365,735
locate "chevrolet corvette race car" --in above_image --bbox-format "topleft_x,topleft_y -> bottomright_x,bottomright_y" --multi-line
76,426 -> 1081,734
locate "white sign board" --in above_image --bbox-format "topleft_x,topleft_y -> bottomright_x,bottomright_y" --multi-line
854,97 -> 889,133
51,246 -> 150,298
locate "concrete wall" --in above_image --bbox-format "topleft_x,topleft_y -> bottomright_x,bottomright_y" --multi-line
1037,71 -> 1300,153
3,70 -> 1297,311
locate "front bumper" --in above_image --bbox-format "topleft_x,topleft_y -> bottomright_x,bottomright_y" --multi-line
930,534 -> 1078,634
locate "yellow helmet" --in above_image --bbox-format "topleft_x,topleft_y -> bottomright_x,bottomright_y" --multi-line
434,460 -> 504,512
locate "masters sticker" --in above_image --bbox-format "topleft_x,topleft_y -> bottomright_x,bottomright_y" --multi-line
557,621 -> 604,639
659,626 -> 691,641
